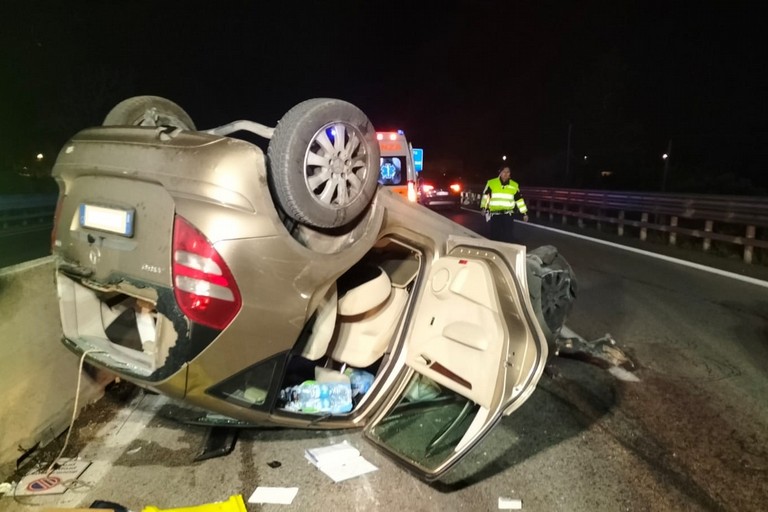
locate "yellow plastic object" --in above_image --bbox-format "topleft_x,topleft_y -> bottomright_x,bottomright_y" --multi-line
142,495 -> 246,512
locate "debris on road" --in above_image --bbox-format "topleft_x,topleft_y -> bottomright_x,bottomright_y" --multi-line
498,496 -> 523,509
248,486 -> 299,505
0,481 -> 14,495
305,441 -> 378,482
14,458 -> 90,496
555,326 -> 636,372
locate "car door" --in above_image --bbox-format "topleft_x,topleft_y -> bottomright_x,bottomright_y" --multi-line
363,236 -> 548,480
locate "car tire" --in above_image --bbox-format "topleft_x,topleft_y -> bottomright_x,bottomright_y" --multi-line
268,98 -> 380,229
526,245 -> 578,350
103,96 -> 196,131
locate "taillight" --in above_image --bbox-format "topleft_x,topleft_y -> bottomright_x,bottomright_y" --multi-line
172,216 -> 242,330
450,183 -> 462,193
407,181 -> 417,202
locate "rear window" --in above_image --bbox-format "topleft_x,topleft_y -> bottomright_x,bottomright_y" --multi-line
379,156 -> 405,186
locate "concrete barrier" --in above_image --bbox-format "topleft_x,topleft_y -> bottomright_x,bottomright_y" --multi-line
0,256 -> 110,479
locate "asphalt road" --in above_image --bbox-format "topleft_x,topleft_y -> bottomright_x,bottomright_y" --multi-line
4,209 -> 767,512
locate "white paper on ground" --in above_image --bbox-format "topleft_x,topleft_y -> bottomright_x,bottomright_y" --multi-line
498,497 -> 523,510
15,458 -> 91,496
248,486 -> 299,505
305,440 -> 360,465
305,442 -> 378,483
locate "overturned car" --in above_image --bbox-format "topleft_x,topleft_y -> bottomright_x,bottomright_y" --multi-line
50,97 -> 576,480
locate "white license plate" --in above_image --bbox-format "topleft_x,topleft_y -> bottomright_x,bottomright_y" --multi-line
436,191 -> 449,196
79,204 -> 135,237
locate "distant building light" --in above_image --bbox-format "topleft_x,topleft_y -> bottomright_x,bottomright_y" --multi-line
502,155 -> 507,161
662,153 -> 669,160
583,155 -> 588,161
36,153 -> 44,160
601,171 -> 613,177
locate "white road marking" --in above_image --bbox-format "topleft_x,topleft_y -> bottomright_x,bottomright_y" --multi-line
524,222 -> 768,288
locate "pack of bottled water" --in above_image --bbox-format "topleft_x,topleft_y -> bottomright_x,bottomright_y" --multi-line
344,368 -> 374,396
280,380 -> 353,414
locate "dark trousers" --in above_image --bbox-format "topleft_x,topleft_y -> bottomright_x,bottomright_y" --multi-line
488,212 -> 516,243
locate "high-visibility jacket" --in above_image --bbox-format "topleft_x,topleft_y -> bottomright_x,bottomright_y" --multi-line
480,178 -> 528,214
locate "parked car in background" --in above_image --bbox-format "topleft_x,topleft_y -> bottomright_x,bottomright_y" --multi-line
418,173 -> 464,209
50,96 -> 576,481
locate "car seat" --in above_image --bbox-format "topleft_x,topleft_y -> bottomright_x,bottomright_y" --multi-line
300,283 -> 338,361
331,265 -> 409,368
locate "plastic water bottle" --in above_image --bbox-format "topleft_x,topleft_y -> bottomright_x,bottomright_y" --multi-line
280,380 -> 352,414
344,369 -> 374,396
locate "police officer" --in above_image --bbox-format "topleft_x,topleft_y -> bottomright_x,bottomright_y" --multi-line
480,165 -> 528,243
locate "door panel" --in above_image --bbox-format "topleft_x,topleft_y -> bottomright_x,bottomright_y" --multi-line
365,239 -> 548,480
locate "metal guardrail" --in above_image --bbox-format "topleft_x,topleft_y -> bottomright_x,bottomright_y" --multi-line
462,187 -> 768,264
0,194 -> 57,235
4,190 -> 768,264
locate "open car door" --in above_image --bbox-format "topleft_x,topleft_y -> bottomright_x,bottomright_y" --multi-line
363,236 -> 548,480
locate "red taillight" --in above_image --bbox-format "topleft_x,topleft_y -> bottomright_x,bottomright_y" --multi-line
450,183 -> 462,193
172,216 -> 242,330
422,184 -> 434,192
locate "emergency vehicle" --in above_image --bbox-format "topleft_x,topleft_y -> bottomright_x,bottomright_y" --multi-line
377,130 -> 419,202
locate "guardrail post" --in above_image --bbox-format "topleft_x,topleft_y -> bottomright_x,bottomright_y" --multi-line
561,204 -> 567,225
534,199 -> 541,219
618,211 -> 625,236
549,201 -> 554,222
703,220 -> 713,252
640,213 -> 648,241
577,206 -> 584,228
597,209 -> 602,231
669,216 -> 678,245
744,225 -> 755,264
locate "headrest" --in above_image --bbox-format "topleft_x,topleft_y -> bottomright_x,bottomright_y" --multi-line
338,266 -> 391,316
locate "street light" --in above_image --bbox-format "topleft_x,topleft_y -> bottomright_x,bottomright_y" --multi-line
36,153 -> 44,161
661,139 -> 672,192
502,155 -> 507,161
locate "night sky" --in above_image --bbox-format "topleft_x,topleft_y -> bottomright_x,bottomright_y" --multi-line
2,1 -> 766,192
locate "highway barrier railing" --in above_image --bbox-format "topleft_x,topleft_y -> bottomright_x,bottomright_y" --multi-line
0,194 -> 56,235
462,187 -> 768,264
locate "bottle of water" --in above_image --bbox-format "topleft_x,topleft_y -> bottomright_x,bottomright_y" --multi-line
344,369 -> 374,396
280,380 -> 352,414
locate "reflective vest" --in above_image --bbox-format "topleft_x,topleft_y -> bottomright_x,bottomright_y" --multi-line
480,178 -> 528,214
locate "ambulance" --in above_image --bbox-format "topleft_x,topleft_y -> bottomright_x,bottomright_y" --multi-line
376,130 -> 421,202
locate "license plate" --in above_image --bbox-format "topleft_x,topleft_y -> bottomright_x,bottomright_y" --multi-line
79,204 -> 135,237
436,191 -> 449,196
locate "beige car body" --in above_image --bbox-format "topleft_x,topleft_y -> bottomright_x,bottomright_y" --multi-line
52,109 -> 548,479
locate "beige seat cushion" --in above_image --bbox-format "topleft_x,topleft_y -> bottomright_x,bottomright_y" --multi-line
332,287 -> 408,368
300,283 -> 338,361
337,267 -> 391,316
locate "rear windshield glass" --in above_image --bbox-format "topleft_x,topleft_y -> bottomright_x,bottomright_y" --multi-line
379,157 -> 405,186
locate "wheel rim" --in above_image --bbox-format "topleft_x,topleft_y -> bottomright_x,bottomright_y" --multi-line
303,122 -> 370,210
541,270 -> 573,329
